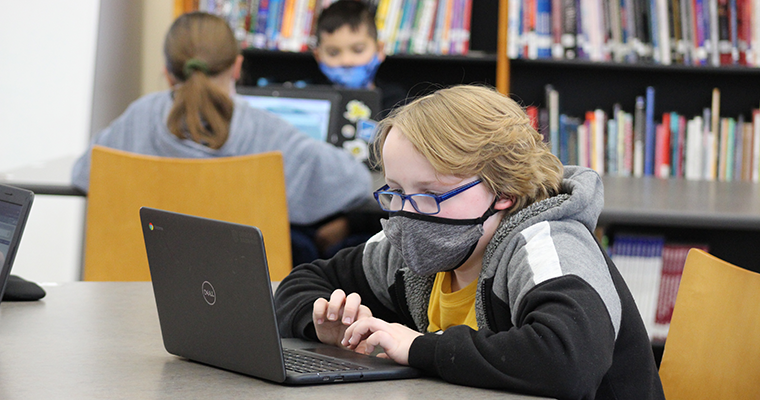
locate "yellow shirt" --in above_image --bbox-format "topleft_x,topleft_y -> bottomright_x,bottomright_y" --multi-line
427,271 -> 479,332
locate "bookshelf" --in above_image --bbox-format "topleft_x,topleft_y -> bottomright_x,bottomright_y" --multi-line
496,1 -> 760,261
236,1 -> 501,96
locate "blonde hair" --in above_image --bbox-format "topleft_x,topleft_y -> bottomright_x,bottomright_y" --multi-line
164,12 -> 240,149
374,85 -> 564,213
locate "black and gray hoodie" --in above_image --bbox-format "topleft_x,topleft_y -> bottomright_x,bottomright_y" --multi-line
275,166 -> 665,400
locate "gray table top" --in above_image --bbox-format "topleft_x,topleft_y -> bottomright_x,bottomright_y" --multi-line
0,282 -> 549,400
599,175 -> 760,230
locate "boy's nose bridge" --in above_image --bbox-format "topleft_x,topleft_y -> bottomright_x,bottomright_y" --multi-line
340,53 -> 359,66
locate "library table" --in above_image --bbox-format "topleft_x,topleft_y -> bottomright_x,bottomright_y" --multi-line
0,282 -> 551,400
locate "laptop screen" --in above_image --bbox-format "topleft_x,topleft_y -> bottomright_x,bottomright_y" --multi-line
237,86 -> 342,144
0,185 -> 34,302
0,200 -> 22,266
240,95 -> 333,142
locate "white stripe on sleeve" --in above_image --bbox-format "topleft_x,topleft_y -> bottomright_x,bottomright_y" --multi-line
520,221 -> 563,285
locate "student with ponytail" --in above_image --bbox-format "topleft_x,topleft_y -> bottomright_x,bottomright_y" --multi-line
72,12 -> 372,264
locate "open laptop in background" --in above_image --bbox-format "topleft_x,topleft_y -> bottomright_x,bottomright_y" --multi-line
237,85 -> 342,144
140,207 -> 421,384
0,184 -> 34,303
237,85 -> 381,167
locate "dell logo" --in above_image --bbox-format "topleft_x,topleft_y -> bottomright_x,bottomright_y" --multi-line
202,281 -> 216,305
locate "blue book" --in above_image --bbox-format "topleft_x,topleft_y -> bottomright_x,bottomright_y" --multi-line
729,0 -> 738,64
559,114 -> 569,164
608,118 -> 618,175
536,0 -> 552,58
649,0 -> 660,63
559,114 -> 580,165
252,0 -> 270,48
644,86 -> 656,176
734,114 -> 744,180
265,0 -> 284,50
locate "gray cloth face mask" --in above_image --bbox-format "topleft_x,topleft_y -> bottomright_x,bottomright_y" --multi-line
380,204 -> 498,277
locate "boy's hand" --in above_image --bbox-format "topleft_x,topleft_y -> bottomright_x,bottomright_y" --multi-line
312,289 -> 372,348
341,317 -> 422,365
314,217 -> 350,254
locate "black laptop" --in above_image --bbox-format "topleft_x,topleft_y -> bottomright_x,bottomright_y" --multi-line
140,207 -> 420,384
0,184 -> 34,302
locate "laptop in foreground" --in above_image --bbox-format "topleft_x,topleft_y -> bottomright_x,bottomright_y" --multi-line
140,207 -> 420,384
0,184 -> 34,303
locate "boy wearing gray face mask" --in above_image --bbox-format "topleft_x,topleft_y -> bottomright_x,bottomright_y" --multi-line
274,85 -> 665,400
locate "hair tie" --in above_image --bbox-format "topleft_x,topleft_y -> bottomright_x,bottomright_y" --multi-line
183,58 -> 209,78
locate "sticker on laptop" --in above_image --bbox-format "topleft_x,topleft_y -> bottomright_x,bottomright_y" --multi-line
344,99 -> 372,123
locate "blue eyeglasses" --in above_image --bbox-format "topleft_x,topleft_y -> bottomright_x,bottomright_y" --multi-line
373,180 -> 482,215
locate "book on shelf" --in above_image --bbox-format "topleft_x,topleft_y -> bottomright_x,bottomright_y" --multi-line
610,234 -> 665,341
651,242 -> 710,341
644,86 -> 656,176
609,233 -> 709,341
545,84 -> 560,156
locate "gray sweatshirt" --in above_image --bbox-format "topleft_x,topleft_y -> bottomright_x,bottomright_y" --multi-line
71,90 -> 372,225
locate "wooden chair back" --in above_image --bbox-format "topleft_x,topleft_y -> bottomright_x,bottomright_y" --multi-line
83,146 -> 291,281
659,249 -> 760,399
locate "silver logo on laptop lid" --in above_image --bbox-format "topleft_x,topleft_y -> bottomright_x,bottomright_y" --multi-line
202,281 -> 216,305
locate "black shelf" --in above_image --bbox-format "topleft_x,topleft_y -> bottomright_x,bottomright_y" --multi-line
239,48 -> 499,95
508,58 -> 760,121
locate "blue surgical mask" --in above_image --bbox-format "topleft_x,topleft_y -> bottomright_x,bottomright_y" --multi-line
318,54 -> 382,89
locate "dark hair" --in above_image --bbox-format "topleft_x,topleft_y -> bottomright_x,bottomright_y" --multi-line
164,12 -> 240,149
315,1 -> 377,45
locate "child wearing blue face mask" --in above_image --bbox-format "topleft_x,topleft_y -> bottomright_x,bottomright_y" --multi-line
274,85 -> 665,399
312,1 -> 407,116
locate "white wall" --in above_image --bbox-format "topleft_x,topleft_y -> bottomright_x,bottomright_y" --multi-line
0,0 -> 155,283
0,0 -> 99,171
0,1 -> 99,283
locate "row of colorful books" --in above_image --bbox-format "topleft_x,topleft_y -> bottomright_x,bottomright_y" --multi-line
376,0 -> 473,55
507,0 -> 760,67
608,233 -> 709,342
531,85 -> 760,181
196,0 -> 473,55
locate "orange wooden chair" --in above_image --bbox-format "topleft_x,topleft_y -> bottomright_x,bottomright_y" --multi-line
659,249 -> 760,399
83,146 -> 291,281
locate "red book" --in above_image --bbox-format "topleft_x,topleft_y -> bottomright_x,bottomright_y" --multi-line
656,114 -> 672,178
527,105 -> 539,130
737,0 -> 750,65
461,0 -> 473,54
655,244 -> 710,327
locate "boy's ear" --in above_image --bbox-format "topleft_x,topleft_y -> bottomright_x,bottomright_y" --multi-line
494,195 -> 514,211
377,41 -> 386,62
312,48 -> 321,63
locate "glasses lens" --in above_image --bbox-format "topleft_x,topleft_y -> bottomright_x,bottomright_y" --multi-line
409,194 -> 439,214
377,192 -> 403,211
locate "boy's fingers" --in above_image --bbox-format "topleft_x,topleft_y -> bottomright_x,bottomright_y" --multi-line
342,317 -> 385,347
341,292 -> 362,325
312,298 -> 328,324
326,289 -> 346,321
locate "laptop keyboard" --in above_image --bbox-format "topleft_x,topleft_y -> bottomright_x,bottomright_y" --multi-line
283,348 -> 368,373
